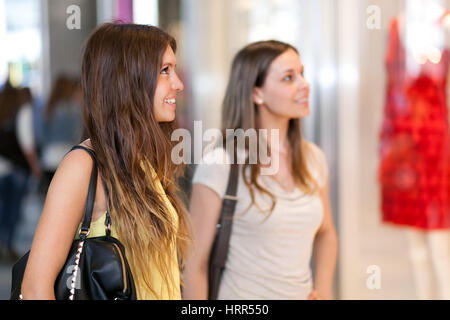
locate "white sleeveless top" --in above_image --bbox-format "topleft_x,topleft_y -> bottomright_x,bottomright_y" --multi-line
192,141 -> 328,300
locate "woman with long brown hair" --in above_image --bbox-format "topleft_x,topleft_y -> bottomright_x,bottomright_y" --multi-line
21,23 -> 189,299
183,40 -> 337,300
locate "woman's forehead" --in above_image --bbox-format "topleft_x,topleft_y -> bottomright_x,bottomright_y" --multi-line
268,49 -> 302,74
162,45 -> 177,65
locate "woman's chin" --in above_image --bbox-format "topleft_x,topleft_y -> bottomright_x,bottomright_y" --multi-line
291,106 -> 310,119
156,111 -> 176,123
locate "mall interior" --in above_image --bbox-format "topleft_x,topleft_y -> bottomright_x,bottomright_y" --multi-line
0,0 -> 450,300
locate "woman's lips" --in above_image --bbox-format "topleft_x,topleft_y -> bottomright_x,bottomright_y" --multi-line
164,97 -> 177,109
295,98 -> 309,105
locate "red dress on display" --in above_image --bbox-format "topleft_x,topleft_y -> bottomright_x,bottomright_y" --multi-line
379,16 -> 450,229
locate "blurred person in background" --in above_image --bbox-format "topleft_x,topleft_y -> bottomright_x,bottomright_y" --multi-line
183,40 -> 337,300
39,75 -> 83,194
0,80 -> 42,263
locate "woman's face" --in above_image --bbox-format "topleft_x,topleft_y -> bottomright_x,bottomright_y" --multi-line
153,45 -> 184,122
253,49 -> 310,120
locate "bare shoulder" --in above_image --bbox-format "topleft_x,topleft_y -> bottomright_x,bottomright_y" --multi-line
56,139 -> 94,177
35,145 -> 95,232
55,146 -> 93,179
45,143 -> 96,209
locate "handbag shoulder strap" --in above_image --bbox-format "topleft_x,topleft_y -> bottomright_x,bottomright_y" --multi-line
224,164 -> 239,202
214,163 -> 239,264
69,145 -> 98,239
208,163 -> 239,299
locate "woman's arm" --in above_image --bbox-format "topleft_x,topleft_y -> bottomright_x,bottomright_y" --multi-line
182,184 -> 223,300
310,178 -> 338,300
21,149 -> 93,299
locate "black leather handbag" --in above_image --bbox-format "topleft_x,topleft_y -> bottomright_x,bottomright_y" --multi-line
10,145 -> 137,300
208,164 -> 239,300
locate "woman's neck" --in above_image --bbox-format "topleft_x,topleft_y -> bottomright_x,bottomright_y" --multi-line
257,108 -> 290,154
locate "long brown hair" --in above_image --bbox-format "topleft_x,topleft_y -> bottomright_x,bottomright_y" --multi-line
221,40 -> 318,213
81,23 -> 189,299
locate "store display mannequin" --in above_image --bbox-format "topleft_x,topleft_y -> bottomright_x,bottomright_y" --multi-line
380,1 -> 450,300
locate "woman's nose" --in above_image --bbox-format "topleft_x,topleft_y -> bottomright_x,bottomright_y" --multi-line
298,75 -> 309,91
172,73 -> 184,92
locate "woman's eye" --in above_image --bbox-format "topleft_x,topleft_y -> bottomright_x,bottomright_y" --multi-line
283,75 -> 293,81
161,66 -> 169,74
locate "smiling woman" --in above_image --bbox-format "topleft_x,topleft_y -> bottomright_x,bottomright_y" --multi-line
19,23 -> 189,300
183,40 -> 337,300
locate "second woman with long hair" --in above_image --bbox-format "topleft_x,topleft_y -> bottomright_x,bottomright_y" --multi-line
183,40 -> 337,300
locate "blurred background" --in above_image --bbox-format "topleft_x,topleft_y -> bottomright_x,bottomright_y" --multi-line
0,0 -> 449,300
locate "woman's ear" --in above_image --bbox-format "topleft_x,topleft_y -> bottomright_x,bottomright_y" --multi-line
252,87 -> 264,105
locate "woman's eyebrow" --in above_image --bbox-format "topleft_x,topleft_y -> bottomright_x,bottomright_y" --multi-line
281,67 -> 303,74
162,62 -> 176,68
